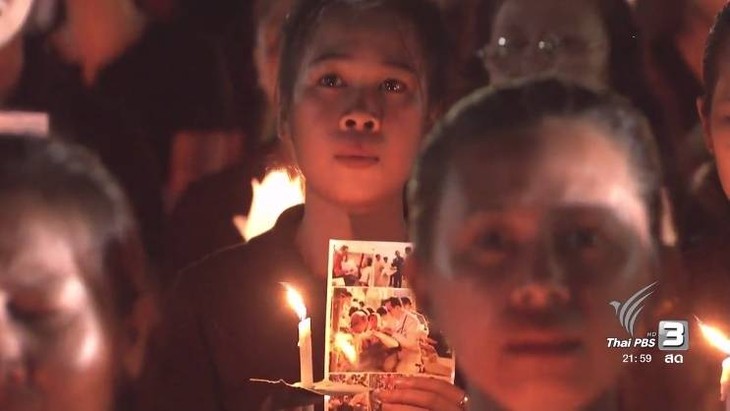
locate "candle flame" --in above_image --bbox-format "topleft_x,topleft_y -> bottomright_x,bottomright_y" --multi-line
697,318 -> 730,355
234,168 -> 305,242
282,283 -> 307,320
334,332 -> 358,364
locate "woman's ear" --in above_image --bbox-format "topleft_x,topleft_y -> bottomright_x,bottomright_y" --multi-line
121,294 -> 157,379
697,97 -> 715,155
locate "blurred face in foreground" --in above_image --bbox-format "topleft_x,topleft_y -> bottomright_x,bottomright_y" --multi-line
415,117 -> 655,411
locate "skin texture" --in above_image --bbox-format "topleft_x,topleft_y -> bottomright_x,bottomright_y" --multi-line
0,204 -> 117,411
700,46 -> 730,198
485,0 -> 610,90
412,118 -> 656,411
278,5 -> 431,212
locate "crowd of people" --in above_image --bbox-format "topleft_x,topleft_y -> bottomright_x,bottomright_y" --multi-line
4,0 -> 730,410
332,245 -> 412,288
332,294 -> 432,374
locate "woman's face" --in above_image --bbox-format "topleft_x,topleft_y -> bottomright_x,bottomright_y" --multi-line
484,0 -> 610,90
416,118 -> 655,411
0,206 -> 117,411
280,6 -> 430,211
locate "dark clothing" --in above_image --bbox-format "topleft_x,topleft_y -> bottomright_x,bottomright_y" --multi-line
390,255 -> 404,288
142,205 -> 328,411
162,162 -> 251,280
8,35 -> 165,261
161,139 -> 292,288
91,22 -> 238,173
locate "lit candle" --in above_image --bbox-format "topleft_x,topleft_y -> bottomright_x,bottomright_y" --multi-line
697,318 -> 730,410
283,283 -> 313,387
722,358 -> 730,411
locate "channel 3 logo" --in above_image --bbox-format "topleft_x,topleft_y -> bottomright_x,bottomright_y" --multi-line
658,320 -> 689,351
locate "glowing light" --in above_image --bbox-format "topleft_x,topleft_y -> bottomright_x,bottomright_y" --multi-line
283,282 -> 307,321
334,332 -> 358,364
696,317 -> 730,406
234,168 -> 304,242
697,318 -> 730,355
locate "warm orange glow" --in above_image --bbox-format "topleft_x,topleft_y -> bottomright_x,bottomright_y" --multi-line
334,333 -> 358,364
283,283 -> 307,320
233,168 -> 305,242
698,319 -> 730,355
722,358 -> 730,401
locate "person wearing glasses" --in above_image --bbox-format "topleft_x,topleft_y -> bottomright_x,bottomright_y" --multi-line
475,0 -> 686,246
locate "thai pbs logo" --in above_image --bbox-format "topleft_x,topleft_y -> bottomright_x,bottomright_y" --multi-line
607,281 -> 688,351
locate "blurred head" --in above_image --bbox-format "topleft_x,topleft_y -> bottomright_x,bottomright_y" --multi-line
479,0 -> 641,95
0,136 -> 153,411
408,80 -> 663,411
699,3 -> 730,198
276,0 -> 449,211
350,310 -> 368,333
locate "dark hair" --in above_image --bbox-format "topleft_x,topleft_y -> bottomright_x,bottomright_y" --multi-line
0,136 -> 148,322
387,296 -> 403,308
401,296 -> 412,306
701,3 -> 730,115
376,306 -> 388,316
409,79 -> 664,259
277,0 -> 450,119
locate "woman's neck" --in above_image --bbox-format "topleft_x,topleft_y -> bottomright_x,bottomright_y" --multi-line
296,188 -> 408,278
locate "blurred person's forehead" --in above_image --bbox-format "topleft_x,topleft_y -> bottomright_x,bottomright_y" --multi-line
440,118 -> 649,239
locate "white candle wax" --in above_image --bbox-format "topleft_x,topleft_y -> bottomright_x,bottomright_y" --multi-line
299,316 -> 313,387
722,358 -> 730,411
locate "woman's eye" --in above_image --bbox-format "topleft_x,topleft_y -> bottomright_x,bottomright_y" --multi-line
462,229 -> 514,269
380,79 -> 407,93
477,230 -> 508,251
8,301 -> 63,326
561,228 -> 604,253
318,74 -> 344,88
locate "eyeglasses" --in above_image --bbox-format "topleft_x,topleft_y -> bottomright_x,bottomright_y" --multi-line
476,34 -> 607,72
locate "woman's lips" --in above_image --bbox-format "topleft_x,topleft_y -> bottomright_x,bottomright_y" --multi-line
334,154 -> 380,168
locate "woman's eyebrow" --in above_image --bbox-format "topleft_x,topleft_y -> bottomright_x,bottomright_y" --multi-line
309,51 -> 417,75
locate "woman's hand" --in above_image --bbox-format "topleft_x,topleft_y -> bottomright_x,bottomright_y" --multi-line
373,376 -> 468,411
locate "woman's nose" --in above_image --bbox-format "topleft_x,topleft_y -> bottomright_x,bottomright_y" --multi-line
510,282 -> 570,310
509,248 -> 570,310
339,111 -> 381,133
339,88 -> 382,133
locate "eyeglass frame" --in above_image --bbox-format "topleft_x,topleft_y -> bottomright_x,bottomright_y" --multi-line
475,33 -> 609,71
